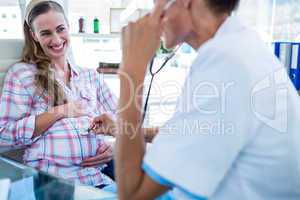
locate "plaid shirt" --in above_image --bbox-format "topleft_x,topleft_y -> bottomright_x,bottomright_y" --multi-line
0,61 -> 117,186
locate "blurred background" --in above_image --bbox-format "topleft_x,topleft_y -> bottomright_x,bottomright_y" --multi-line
0,0 -> 299,126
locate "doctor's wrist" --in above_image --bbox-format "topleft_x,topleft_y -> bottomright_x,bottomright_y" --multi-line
119,62 -> 147,83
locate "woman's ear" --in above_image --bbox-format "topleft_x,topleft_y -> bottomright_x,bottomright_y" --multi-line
30,29 -> 39,42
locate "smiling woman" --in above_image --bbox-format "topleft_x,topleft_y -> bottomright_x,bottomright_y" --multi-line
0,0 -> 117,187
23,0 -> 69,104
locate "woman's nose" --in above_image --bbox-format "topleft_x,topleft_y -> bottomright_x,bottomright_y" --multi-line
51,33 -> 63,44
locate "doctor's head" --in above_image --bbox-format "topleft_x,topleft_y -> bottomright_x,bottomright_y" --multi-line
159,0 -> 240,49
23,0 -> 70,62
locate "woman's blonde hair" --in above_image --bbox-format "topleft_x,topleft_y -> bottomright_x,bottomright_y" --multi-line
21,1 -> 67,106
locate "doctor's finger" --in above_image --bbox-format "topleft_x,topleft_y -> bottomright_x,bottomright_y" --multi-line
124,22 -> 134,39
92,114 -> 108,123
151,0 -> 168,21
93,126 -> 111,135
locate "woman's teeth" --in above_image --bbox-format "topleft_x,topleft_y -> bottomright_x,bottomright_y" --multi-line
51,43 -> 64,50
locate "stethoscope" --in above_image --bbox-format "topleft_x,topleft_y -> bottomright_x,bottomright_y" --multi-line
141,44 -> 181,124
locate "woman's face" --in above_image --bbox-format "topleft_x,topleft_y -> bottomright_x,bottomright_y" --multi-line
161,0 -> 193,48
31,10 -> 70,61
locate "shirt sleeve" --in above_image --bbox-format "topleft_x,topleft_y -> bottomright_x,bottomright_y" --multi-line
96,73 -> 118,117
0,68 -> 37,146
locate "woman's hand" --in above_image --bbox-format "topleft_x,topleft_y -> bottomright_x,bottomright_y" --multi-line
80,142 -> 113,167
89,113 -> 116,137
120,0 -> 166,81
49,101 -> 89,119
34,101 -> 88,138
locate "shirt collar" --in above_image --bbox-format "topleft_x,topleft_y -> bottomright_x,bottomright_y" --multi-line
189,15 -> 245,74
48,57 -> 80,78
194,15 -> 244,53
214,15 -> 244,38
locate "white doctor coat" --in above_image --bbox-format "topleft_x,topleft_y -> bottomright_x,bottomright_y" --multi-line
143,16 -> 300,200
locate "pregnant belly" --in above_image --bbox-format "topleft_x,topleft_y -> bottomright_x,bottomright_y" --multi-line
26,117 -> 100,167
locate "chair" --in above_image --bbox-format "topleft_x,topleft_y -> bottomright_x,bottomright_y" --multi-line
0,39 -> 77,162
0,39 -> 25,163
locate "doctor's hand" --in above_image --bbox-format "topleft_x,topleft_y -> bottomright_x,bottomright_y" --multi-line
89,113 -> 116,137
80,142 -> 113,167
120,0 -> 167,80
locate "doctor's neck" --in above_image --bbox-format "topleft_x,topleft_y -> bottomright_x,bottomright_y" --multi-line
185,1 -> 229,50
187,15 -> 228,50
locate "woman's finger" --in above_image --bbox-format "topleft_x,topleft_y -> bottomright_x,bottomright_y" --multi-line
92,115 -> 105,123
81,149 -> 112,165
81,154 -> 107,164
97,143 -> 110,154
81,158 -> 112,167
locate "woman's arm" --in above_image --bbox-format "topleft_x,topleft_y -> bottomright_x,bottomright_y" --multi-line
0,67 -> 88,145
32,110 -> 63,138
32,101 -> 88,138
0,70 -> 39,145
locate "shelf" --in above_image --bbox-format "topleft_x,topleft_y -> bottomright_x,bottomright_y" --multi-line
70,33 -> 120,39
97,67 -> 119,74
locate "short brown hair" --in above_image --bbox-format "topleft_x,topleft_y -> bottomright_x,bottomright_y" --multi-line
205,0 -> 240,14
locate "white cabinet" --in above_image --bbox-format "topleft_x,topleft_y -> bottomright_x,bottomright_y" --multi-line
70,33 -> 121,69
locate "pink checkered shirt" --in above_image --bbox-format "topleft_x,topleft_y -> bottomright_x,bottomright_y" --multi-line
0,61 -> 117,186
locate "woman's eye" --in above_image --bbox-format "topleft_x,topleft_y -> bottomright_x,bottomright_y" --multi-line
41,32 -> 50,36
57,27 -> 65,32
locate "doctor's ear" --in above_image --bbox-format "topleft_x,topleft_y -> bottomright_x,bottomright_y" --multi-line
181,0 -> 192,8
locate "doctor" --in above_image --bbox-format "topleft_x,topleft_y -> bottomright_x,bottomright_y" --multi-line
114,0 -> 300,199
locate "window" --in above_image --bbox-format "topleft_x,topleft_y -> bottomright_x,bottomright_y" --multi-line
271,0 -> 300,42
237,0 -> 273,42
237,0 -> 300,42
0,0 -> 23,39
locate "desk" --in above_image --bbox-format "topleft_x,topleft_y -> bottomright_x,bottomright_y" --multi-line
0,146 -> 18,154
0,156 -> 117,200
